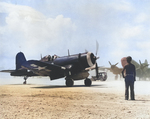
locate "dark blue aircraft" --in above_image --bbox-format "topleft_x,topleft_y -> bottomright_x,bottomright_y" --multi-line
1,51 -> 99,87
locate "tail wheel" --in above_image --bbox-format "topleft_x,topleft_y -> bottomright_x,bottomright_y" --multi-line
23,81 -> 26,84
84,78 -> 92,86
23,76 -> 28,84
66,79 -> 74,87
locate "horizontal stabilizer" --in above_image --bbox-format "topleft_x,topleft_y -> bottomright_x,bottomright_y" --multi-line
0,70 -> 16,73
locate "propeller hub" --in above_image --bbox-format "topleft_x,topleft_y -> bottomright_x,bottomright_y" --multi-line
87,52 -> 96,67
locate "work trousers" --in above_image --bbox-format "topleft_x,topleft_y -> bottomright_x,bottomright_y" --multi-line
125,76 -> 135,100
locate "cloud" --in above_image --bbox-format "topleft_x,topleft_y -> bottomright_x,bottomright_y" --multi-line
0,2 -> 76,57
1,0 -> 150,70
134,13 -> 148,23
108,0 -> 133,12
0,2 -> 44,18
0,2 -> 76,69
118,25 -> 143,39
137,41 -> 150,50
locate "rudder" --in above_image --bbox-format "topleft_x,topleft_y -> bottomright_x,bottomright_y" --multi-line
16,52 -> 26,70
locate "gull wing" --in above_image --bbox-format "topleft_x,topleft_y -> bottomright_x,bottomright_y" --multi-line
21,60 -> 66,76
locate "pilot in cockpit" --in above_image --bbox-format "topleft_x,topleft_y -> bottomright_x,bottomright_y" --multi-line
41,55 -> 51,62
52,55 -> 58,61
47,55 -> 51,61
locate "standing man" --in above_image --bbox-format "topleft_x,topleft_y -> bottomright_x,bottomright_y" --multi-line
122,56 -> 136,100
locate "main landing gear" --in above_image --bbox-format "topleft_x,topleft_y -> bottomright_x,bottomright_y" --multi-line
23,76 -> 28,84
65,78 -> 92,87
65,79 -> 74,87
84,78 -> 92,86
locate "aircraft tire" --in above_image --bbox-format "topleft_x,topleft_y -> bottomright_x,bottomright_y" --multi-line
23,81 -> 26,84
66,79 -> 74,87
103,75 -> 107,81
84,78 -> 92,86
23,76 -> 27,84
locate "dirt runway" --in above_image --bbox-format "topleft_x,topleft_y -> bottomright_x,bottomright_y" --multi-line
0,81 -> 150,119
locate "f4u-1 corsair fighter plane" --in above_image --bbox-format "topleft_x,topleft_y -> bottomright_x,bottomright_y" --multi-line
1,51 -> 100,87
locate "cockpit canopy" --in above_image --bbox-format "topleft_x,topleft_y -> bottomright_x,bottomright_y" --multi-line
40,55 -> 58,62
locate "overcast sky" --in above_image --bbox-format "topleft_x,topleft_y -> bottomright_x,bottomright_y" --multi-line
0,0 -> 150,70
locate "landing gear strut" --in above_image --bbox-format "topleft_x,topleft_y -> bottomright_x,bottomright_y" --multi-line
23,76 -> 28,84
84,78 -> 92,86
115,75 -> 118,80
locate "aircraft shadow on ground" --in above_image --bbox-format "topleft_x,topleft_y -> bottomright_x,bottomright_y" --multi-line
133,99 -> 150,102
10,84 -> 34,85
6,84 -> 108,89
32,84 -> 107,89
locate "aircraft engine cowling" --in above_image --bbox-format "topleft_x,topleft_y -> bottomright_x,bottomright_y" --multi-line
86,52 -> 96,67
79,52 -> 96,68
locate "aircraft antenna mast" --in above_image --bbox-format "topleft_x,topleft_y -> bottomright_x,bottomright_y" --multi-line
68,49 -> 70,56
41,54 -> 42,60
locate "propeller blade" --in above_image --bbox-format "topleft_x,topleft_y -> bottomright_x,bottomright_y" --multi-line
109,61 -> 112,66
95,62 -> 99,78
139,60 -> 145,70
96,41 -> 99,56
115,62 -> 119,66
96,57 -> 99,60
145,59 -> 148,64
139,60 -> 142,65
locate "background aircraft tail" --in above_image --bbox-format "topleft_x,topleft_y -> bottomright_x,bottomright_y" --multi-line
16,52 -> 26,70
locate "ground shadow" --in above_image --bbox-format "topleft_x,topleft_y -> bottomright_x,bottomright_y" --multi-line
9,84 -> 34,85
32,84 -> 106,89
132,99 -> 150,102
3,83 -> 108,89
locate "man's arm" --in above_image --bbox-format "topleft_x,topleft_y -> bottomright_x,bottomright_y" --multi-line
122,67 -> 126,78
134,65 -> 136,81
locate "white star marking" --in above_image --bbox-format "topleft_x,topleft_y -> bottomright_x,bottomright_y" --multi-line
30,64 -> 51,71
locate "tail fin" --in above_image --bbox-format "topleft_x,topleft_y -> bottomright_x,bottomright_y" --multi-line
145,59 -> 148,64
16,52 -> 26,70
